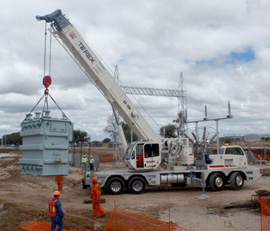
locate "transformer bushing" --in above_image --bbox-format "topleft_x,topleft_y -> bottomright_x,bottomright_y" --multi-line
19,111 -> 73,176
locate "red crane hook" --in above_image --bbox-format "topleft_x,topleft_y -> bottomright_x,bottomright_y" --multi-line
43,75 -> 52,95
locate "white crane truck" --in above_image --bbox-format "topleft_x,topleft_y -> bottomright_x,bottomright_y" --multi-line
37,10 -> 261,194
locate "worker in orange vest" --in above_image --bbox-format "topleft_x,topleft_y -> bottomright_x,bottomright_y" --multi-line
91,177 -> 105,218
137,155 -> 143,168
55,175 -> 63,191
49,190 -> 64,231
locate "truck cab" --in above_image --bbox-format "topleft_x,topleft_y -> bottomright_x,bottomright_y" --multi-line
209,145 -> 248,168
125,142 -> 161,170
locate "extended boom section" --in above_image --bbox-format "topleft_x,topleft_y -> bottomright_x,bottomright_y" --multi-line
36,10 -> 160,144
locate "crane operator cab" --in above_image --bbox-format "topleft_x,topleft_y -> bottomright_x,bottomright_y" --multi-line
125,142 -> 161,170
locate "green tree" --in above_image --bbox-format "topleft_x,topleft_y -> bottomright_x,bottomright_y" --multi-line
104,114 -> 118,142
102,138 -> 111,143
73,130 -> 88,143
159,124 -> 177,138
5,132 -> 22,146
92,140 -> 102,147
121,122 -> 138,143
104,114 -> 138,143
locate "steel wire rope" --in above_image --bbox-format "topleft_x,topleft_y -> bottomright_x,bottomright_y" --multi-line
49,27 -> 161,131
51,31 -> 116,107
86,43 -> 162,130
21,22 -> 48,123
42,21 -> 49,117
42,93 -> 49,116
39,24 -> 70,121
49,30 -> 107,98
21,94 -> 46,124
48,94 -> 71,122
43,22 -> 47,77
49,28 -> 52,76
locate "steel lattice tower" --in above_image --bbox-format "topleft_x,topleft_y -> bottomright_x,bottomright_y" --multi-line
110,66 -> 188,163
111,65 -> 123,164
121,72 -> 187,137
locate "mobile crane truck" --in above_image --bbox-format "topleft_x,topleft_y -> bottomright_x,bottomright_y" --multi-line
37,10 -> 261,194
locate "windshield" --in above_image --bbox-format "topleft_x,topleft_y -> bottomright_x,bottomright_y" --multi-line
125,142 -> 136,160
220,147 -> 225,154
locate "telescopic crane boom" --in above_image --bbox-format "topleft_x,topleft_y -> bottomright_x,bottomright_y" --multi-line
36,10 -> 192,170
36,10 -> 160,144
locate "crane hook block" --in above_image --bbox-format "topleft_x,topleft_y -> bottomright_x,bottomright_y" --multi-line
43,76 -> 52,88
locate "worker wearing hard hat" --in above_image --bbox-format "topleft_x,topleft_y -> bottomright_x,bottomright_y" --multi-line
81,155 -> 88,171
89,155 -> 94,171
137,154 -> 143,168
91,177 -> 105,218
55,175 -> 63,191
49,191 -> 64,231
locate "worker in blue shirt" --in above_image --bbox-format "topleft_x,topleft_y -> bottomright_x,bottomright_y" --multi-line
89,155 -> 95,171
49,190 -> 64,231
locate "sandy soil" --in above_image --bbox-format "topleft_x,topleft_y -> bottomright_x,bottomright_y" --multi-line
0,152 -> 269,231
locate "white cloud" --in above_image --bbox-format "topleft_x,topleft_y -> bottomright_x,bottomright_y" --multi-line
1,0 -> 270,141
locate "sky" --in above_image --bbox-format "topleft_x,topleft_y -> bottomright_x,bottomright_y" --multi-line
1,0 -> 270,142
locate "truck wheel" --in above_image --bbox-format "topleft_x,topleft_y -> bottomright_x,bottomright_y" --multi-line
230,172 -> 244,190
107,177 -> 125,194
209,173 -> 224,191
128,177 -> 146,194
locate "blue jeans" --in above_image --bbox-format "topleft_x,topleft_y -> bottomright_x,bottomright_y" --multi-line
51,216 -> 63,231
90,164 -> 94,171
82,163 -> 86,171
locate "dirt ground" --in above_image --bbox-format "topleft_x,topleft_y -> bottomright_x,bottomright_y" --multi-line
0,151 -> 270,231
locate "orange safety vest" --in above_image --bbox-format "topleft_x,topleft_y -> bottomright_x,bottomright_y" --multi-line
137,156 -> 143,167
91,183 -> 101,202
49,199 -> 57,217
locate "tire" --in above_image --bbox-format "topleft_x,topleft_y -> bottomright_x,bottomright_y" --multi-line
107,177 -> 125,194
230,172 -> 244,190
128,177 -> 146,194
209,173 -> 224,191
